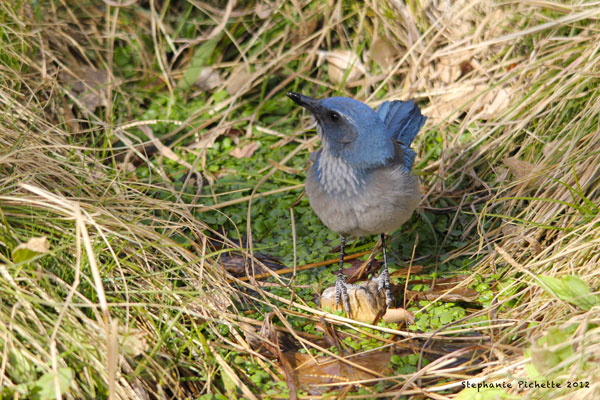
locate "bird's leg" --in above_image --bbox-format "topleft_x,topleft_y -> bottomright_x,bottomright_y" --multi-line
366,236 -> 382,274
335,236 -> 351,313
377,234 -> 394,307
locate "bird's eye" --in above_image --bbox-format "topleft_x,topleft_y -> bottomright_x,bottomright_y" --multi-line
329,111 -> 340,122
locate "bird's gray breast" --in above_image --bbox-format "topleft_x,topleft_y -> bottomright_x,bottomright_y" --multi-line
306,153 -> 421,237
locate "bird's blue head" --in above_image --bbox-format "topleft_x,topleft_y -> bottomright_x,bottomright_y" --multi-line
286,92 -> 394,170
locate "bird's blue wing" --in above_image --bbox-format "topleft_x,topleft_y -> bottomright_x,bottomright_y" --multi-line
376,100 -> 426,147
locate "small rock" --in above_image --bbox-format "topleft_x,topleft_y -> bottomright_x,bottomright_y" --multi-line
321,277 -> 415,324
321,279 -> 386,323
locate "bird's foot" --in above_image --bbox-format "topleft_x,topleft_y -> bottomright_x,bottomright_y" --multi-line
375,269 -> 394,308
335,275 -> 351,314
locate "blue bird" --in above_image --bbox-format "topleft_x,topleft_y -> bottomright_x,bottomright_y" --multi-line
286,91 -> 426,313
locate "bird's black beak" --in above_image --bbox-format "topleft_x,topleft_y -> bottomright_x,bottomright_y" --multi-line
286,92 -> 322,113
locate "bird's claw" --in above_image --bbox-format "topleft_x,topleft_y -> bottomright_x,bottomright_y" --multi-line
335,275 -> 351,314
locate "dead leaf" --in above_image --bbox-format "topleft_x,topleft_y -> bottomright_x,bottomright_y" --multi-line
240,320 -> 297,359
121,329 -> 149,358
291,17 -> 318,44
214,168 -> 238,179
189,289 -> 234,315
117,161 -> 136,173
12,236 -> 50,264
517,235 -> 543,254
383,308 -> 415,324
59,65 -> 108,111
501,224 -> 519,236
408,275 -> 469,287
177,35 -> 221,90
503,157 -> 535,180
370,39 -> 396,69
425,84 -> 511,121
255,2 -> 272,18
138,125 -> 199,187
460,60 -> 474,76
260,314 -> 298,399
230,142 -> 259,159
502,225 -> 543,254
219,254 -> 247,276
195,67 -> 222,91
226,66 -> 253,95
436,57 -> 463,85
406,276 -> 480,303
61,97 -> 80,134
219,254 -> 275,276
477,87 -> 511,119
406,288 -> 479,303
502,156 -> 540,188
389,265 -> 424,278
223,128 -> 243,140
188,131 -> 220,149
319,50 -> 367,86
285,350 -> 392,395
405,275 -> 480,303
424,84 -> 480,120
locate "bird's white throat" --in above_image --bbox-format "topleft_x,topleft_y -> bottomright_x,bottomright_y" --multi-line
317,142 -> 365,196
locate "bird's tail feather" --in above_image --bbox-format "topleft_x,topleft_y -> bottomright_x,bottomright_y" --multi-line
403,148 -> 416,171
376,100 -> 426,146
